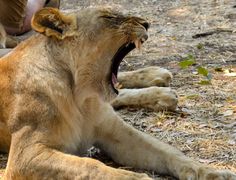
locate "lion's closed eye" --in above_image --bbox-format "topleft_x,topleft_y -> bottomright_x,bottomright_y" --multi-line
100,15 -> 117,19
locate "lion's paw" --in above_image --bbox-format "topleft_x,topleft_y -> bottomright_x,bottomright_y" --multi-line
113,87 -> 178,111
150,87 -> 178,111
118,66 -> 173,88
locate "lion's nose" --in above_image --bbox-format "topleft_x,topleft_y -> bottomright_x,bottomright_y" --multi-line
141,22 -> 150,30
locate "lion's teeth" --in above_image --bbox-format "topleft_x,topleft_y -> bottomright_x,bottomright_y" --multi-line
134,39 -> 142,50
141,37 -> 146,43
114,82 -> 122,89
118,84 -> 122,89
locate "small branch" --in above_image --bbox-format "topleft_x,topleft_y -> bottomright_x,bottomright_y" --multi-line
192,28 -> 235,38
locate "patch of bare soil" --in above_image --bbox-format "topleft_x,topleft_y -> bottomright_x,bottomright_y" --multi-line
0,0 -> 235,179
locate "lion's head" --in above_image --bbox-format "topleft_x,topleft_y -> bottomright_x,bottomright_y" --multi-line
31,7 -> 149,100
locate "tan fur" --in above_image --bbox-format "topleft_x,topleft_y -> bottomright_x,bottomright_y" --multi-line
0,7 -> 235,180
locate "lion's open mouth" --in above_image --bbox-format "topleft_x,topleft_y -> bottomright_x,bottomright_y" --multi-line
110,43 -> 135,93
110,37 -> 147,94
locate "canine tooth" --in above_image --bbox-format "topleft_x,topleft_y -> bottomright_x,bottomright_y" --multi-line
134,39 -> 142,50
114,82 -> 119,89
114,82 -> 122,89
118,84 -> 122,89
141,37 -> 146,43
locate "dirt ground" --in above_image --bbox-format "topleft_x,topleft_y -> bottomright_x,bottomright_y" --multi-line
0,0 -> 236,179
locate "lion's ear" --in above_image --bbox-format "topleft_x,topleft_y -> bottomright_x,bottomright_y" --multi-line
31,7 -> 77,39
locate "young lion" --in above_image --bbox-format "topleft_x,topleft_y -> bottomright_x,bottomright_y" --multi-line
0,7 -> 235,180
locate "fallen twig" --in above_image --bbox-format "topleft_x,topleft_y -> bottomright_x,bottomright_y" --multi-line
192,28 -> 235,38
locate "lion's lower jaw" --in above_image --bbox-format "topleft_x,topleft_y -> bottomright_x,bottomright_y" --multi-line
94,83 -> 118,103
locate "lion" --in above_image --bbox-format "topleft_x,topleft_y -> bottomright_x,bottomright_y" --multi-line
0,7 -> 235,180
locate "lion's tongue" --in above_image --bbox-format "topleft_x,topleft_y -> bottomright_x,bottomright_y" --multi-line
112,73 -> 122,89
112,73 -> 118,85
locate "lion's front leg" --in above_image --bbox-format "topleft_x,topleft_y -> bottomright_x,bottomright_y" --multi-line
95,107 -> 236,180
113,66 -> 178,111
112,87 -> 178,111
5,127 -> 151,180
118,66 -> 173,88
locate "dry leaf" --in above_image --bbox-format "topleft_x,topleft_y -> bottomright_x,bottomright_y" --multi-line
223,110 -> 234,117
